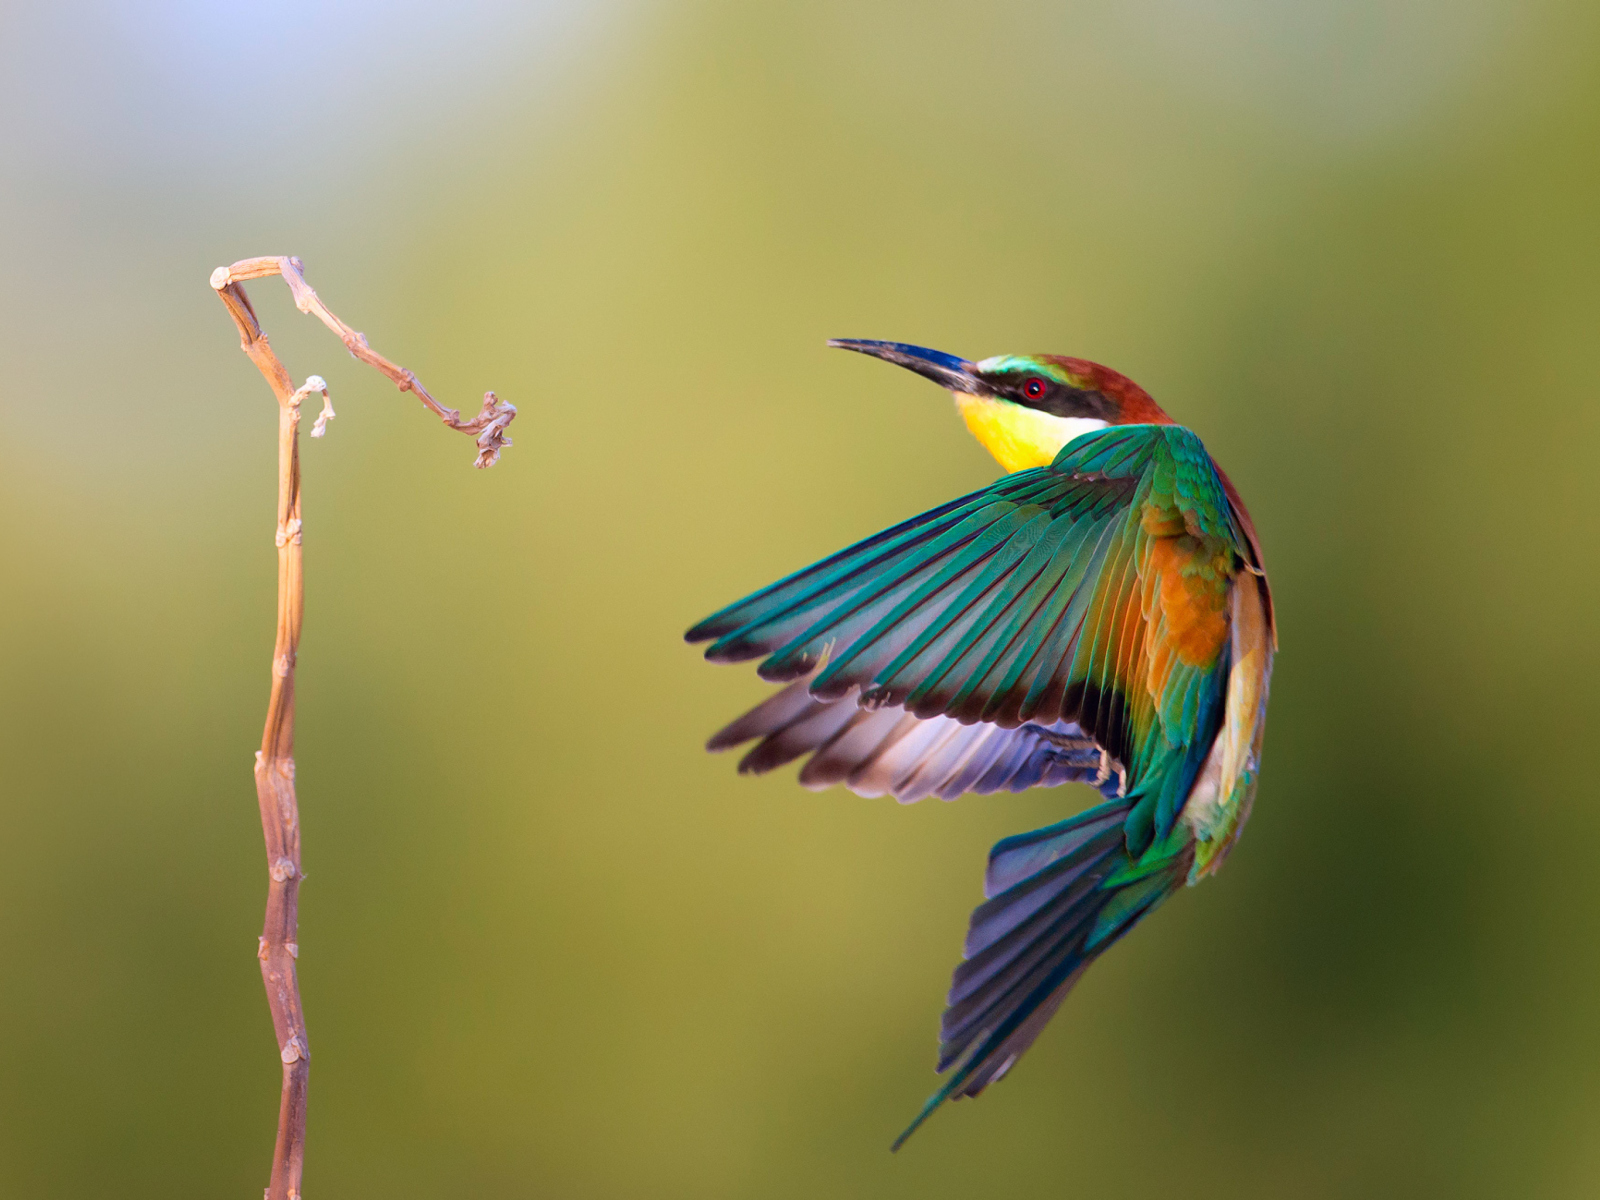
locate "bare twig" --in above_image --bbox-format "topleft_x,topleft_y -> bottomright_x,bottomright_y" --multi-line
210,256 -> 513,1200
211,256 -> 516,468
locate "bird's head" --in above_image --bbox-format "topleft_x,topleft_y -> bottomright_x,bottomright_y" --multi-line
829,339 -> 1173,473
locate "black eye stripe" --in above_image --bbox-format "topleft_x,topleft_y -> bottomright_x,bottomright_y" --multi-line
1003,376 -> 1119,422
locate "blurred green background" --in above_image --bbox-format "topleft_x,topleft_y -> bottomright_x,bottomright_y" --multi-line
1,0 -> 1597,1195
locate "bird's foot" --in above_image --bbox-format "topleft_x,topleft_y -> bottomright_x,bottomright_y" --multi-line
1092,750 -> 1128,798
1020,724 -> 1098,753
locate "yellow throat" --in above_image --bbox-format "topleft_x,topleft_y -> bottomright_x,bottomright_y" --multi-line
954,394 -> 1109,473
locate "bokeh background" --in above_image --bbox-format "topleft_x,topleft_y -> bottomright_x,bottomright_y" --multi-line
1,0 -> 1597,1195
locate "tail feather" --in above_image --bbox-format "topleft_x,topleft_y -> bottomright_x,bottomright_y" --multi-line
941,905 -> 1099,1062
941,828 -> 1126,1064
984,802 -> 1129,894
960,843 -> 1114,964
892,968 -> 1082,1152
946,873 -> 1106,1036
892,797 -> 1191,1150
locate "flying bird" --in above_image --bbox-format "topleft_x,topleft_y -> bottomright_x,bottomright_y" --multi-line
685,340 -> 1275,1148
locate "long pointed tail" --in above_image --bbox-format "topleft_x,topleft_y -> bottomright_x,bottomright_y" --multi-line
893,797 -> 1192,1150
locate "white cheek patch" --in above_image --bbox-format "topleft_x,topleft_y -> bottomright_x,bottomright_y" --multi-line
1043,415 -> 1109,448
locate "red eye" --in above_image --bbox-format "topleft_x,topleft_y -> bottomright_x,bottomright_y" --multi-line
1022,377 -> 1047,400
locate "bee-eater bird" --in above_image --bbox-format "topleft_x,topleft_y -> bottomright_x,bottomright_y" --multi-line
685,340 -> 1276,1148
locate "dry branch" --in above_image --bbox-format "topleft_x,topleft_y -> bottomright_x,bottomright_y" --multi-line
210,256 -> 514,1200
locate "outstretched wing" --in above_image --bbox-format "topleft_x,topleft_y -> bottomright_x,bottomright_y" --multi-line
688,424 -> 1250,842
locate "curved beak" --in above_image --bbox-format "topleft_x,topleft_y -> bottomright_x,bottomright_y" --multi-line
828,339 -> 987,395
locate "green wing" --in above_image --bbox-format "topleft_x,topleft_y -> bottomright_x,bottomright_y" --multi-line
689,424 -> 1248,845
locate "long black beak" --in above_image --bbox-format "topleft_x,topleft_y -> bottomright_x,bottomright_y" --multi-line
828,339 -> 987,394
